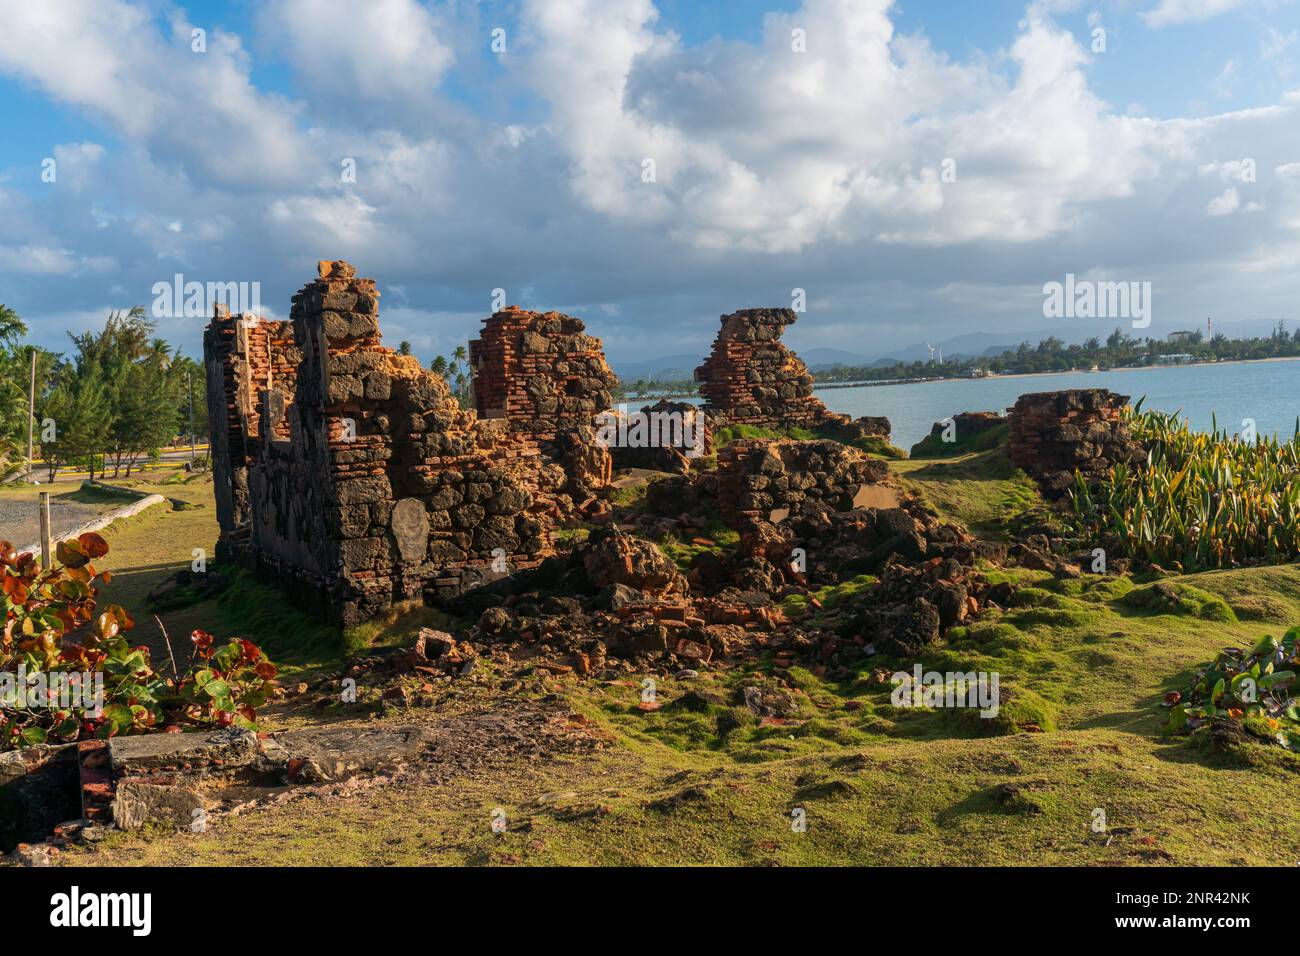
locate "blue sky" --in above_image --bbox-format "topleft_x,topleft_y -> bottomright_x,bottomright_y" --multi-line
1,0 -> 1299,369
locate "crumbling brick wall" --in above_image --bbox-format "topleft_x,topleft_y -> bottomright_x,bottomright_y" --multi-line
716,439 -> 895,527
206,262 -> 552,627
1007,389 -> 1145,499
694,309 -> 830,431
202,306 -> 296,535
469,306 -> 618,499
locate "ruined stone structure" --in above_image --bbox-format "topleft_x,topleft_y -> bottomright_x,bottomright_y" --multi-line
694,308 -> 892,445
469,307 -> 619,500
694,308 -> 829,430
1007,389 -> 1145,499
205,262 -> 551,626
716,439 -> 895,528
203,307 -> 299,534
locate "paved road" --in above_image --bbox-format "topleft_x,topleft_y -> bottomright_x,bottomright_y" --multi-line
21,445 -> 208,485
0,494 -> 112,550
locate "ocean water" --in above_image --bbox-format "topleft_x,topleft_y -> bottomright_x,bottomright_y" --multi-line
814,358 -> 1300,451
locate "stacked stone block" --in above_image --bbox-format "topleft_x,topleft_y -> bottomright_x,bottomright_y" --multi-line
694,308 -> 829,430
1007,389 -> 1145,499
206,261 -> 553,627
716,439 -> 893,528
469,306 -> 618,497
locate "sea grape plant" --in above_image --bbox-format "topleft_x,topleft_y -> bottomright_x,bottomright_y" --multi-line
1165,626 -> 1300,749
0,532 -> 276,751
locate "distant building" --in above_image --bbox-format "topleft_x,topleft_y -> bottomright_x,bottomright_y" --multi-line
1155,353 -> 1194,365
1167,330 -> 1197,343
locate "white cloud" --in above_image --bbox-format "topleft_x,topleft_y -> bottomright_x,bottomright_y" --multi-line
0,244 -> 114,274
517,0 -> 1185,251
257,0 -> 454,103
1142,0 -> 1264,27
1207,186 -> 1241,214
0,0 -> 307,187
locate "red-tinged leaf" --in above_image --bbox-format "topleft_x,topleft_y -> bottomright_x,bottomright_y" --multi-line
79,532 -> 109,559
56,538 -> 87,568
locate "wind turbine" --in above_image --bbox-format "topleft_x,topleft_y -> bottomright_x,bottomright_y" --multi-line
926,343 -> 936,364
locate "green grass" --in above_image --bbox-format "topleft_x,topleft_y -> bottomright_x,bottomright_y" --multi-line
909,422 -> 1010,459
51,447 -> 1300,866
896,446 -> 1043,540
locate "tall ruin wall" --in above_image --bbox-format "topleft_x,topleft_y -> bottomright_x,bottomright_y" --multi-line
204,262 -> 552,627
693,308 -> 889,443
469,306 -> 618,500
202,307 -> 297,535
694,308 -> 827,431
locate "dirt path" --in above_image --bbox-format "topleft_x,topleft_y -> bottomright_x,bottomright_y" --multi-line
0,487 -> 119,549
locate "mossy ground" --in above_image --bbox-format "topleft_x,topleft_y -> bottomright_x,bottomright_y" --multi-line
50,452 -> 1300,866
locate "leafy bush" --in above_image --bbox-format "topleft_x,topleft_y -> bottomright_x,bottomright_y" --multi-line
1165,626 -> 1300,749
1069,406 -> 1300,571
0,532 -> 276,750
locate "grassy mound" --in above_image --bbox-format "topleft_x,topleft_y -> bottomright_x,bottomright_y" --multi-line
910,422 -> 1009,459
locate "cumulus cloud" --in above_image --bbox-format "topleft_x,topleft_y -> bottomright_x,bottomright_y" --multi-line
1206,186 -> 1263,215
0,0 -> 308,187
1141,0 -> 1281,27
1,0 -> 1299,363
519,0 -> 1189,251
257,0 -> 455,103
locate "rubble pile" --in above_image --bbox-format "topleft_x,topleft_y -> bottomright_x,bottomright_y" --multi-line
607,399 -> 711,475
470,306 -> 619,499
1007,389 -> 1144,499
716,438 -> 894,527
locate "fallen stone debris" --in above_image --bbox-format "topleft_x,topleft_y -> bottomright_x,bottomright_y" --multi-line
22,258 -> 1170,860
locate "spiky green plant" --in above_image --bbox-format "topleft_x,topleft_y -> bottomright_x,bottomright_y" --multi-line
1068,406 -> 1300,571
0,438 -> 24,484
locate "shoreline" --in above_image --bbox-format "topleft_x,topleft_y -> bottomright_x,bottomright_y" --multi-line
617,355 -> 1300,405
811,354 -> 1300,390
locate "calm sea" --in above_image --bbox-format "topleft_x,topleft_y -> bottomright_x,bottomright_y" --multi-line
814,358 -> 1300,451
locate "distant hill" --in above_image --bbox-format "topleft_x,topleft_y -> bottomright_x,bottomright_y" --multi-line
612,353 -> 703,382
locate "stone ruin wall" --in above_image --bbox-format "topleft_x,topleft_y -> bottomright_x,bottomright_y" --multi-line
205,262 -> 552,627
694,308 -> 828,431
716,438 -> 896,528
203,307 -> 297,537
204,273 -> 907,626
694,308 -> 890,442
1007,388 -> 1145,499
469,306 -> 619,502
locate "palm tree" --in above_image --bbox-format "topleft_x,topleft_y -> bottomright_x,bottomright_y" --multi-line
0,437 -> 23,484
431,355 -> 448,376
0,304 -> 24,345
